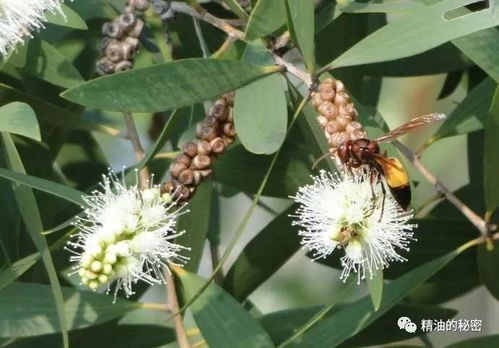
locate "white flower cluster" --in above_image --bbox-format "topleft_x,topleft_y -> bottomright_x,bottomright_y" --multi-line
67,173 -> 189,298
292,170 -> 416,283
0,0 -> 68,55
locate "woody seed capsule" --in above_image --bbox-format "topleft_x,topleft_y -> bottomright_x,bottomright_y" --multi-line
346,121 -> 363,133
199,169 -> 213,178
118,13 -> 136,31
127,0 -> 150,12
320,86 -> 335,102
326,120 -> 344,134
316,116 -> 328,128
329,131 -> 350,148
334,91 -> 349,105
115,61 -> 133,72
192,155 -> 211,169
339,103 -> 358,119
311,93 -> 323,108
197,140 -> 212,155
210,102 -> 229,121
199,125 -> 217,141
350,129 -> 367,140
170,162 -> 187,178
182,142 -> 198,157
210,137 -> 226,154
318,102 -> 338,119
336,114 -> 353,128
96,57 -> 116,75
176,154 -> 191,167
127,19 -> 144,38
178,170 -> 194,185
102,22 -> 124,39
192,171 -> 202,185
223,122 -> 236,137
105,41 -> 124,62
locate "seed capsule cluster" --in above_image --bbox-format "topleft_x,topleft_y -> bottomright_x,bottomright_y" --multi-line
161,93 -> 236,203
96,0 -> 150,76
311,78 -> 367,152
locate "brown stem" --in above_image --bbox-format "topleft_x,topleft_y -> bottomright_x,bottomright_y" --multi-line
395,141 -> 490,237
165,270 -> 191,348
169,2 -> 312,87
123,112 -> 150,188
123,112 -> 189,347
209,241 -> 224,285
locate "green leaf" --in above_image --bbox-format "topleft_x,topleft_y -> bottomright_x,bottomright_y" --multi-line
245,0 -> 286,40
477,240 -> 499,300
176,181 -> 213,272
445,335 -> 499,348
0,282 -> 138,337
213,142 -> 312,197
291,250 -> 461,347
453,28 -> 499,83
62,58 -> 281,113
0,253 -> 39,291
222,0 -> 249,20
429,78 -> 496,144
0,168 -> 84,206
7,324 -> 174,348
44,4 -> 88,30
367,270 -> 383,311
0,84 -> 119,136
11,39 -> 84,88
224,204 -> 300,301
0,102 -> 40,141
285,0 -> 315,72
323,0 -> 499,70
261,303 -> 456,346
177,268 -> 274,348
484,114 -> 499,215
234,43 -> 287,154
1,134 -> 68,347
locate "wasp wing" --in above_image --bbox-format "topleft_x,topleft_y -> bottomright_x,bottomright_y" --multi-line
375,113 -> 446,143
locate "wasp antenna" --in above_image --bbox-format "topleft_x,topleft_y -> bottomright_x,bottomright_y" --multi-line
312,151 -> 334,170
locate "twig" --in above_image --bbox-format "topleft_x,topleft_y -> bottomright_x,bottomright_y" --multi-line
165,270 -> 191,348
123,111 -> 190,347
169,1 -> 313,87
123,112 -> 150,188
273,54 -> 312,87
209,241 -> 224,285
395,141 -> 491,237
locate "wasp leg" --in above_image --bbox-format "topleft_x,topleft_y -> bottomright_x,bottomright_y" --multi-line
365,169 -> 378,217
378,176 -> 386,222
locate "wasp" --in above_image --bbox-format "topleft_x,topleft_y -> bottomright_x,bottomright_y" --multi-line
336,113 -> 446,210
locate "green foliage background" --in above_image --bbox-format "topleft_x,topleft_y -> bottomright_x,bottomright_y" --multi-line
0,0 -> 499,347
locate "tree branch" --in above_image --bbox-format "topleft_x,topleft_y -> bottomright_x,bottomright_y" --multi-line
165,270 -> 191,348
395,141 -> 494,237
123,112 -> 190,347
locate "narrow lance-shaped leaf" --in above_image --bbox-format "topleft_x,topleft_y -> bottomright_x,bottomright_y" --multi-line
176,268 -> 275,348
224,204 -> 300,301
0,102 -> 40,141
0,168 -> 85,206
453,28 -> 499,83
285,0 -> 315,72
0,282 -> 138,337
245,0 -> 286,40
366,269 -> 383,311
44,4 -> 88,30
289,250 -> 462,347
0,253 -> 40,291
428,78 -> 496,144
1,134 -> 69,348
484,91 -> 499,215
176,181 -> 213,272
477,241 -> 499,301
234,43 -> 288,155
62,59 -> 282,113
324,0 -> 499,70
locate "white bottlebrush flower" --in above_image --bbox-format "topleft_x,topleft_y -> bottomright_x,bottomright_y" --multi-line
0,0 -> 69,56
67,172 -> 189,299
291,170 -> 416,283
